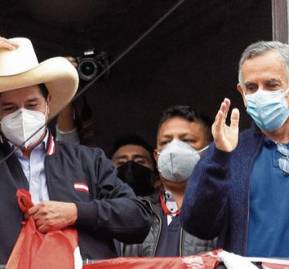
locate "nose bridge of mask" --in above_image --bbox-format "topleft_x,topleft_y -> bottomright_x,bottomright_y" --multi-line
163,139 -> 199,162
260,88 -> 288,108
164,139 -> 196,152
246,88 -> 285,107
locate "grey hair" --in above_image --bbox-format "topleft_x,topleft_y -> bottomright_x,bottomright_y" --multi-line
238,41 -> 289,86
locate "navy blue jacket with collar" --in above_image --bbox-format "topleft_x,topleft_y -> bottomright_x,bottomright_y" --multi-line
181,124 -> 264,255
0,136 -> 152,264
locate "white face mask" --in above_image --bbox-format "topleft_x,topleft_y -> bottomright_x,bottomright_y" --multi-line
157,139 -> 208,182
1,108 -> 47,148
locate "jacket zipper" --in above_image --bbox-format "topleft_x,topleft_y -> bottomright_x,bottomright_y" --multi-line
179,228 -> 183,256
44,157 -> 52,199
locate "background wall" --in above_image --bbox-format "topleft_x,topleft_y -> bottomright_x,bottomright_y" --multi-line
0,0 -> 272,153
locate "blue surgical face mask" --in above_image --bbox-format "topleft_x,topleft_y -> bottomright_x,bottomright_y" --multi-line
245,88 -> 289,132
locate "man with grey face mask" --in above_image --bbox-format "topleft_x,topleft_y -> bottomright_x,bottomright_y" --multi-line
181,41 -> 289,258
121,105 -> 217,257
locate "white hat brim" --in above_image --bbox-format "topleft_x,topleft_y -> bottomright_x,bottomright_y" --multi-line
0,57 -> 79,119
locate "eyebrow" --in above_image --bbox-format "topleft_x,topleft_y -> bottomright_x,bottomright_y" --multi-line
244,79 -> 281,87
0,97 -> 40,105
114,154 -> 148,160
244,82 -> 256,88
25,97 -> 40,103
0,101 -> 16,106
160,133 -> 195,138
266,78 -> 282,84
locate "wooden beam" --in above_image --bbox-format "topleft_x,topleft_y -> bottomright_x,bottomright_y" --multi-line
272,0 -> 288,42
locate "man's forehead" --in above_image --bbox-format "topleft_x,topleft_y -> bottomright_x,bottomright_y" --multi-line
113,144 -> 150,158
241,51 -> 287,81
0,85 -> 42,99
158,117 -> 202,136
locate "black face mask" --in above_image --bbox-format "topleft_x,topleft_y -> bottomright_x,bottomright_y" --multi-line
117,161 -> 155,196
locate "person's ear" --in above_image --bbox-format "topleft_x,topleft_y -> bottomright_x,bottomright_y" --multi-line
46,95 -> 52,116
154,148 -> 159,162
237,83 -> 247,106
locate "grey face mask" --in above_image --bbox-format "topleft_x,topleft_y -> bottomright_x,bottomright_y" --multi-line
157,139 -> 207,182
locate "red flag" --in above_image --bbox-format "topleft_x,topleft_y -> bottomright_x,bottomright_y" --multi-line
6,189 -> 81,269
83,250 -> 220,269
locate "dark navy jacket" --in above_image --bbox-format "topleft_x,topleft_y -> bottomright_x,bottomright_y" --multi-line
181,125 -> 264,255
0,136 -> 152,264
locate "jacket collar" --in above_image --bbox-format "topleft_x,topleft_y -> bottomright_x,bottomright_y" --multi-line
0,129 -> 56,156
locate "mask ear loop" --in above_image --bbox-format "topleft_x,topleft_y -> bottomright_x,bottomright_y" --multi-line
44,103 -> 49,122
283,88 -> 289,96
282,88 -> 289,110
197,145 -> 210,154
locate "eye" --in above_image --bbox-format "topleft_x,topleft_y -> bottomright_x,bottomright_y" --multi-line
181,138 -> 195,143
265,82 -> 281,90
26,103 -> 38,110
2,106 -> 16,113
134,157 -> 146,165
3,106 -> 14,111
159,139 -> 171,146
115,160 -> 126,167
245,85 -> 258,94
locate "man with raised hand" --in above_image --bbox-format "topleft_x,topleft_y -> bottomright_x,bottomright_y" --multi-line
181,41 -> 289,257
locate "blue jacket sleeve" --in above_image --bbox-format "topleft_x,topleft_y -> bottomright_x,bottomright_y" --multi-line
181,144 -> 232,240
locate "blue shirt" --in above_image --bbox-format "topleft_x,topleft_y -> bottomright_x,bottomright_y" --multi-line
247,139 -> 289,257
14,132 -> 50,204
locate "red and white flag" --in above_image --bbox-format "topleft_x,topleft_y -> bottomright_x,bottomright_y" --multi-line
6,189 -> 82,269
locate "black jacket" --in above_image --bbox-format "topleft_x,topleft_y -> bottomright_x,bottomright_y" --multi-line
122,193 -> 216,256
0,137 -> 152,264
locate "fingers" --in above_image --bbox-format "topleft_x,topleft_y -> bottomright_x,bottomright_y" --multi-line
230,108 -> 240,129
213,110 -> 224,135
220,98 -> 231,117
27,201 -> 77,233
27,204 -> 42,216
214,98 -> 231,131
38,224 -> 48,233
65,56 -> 78,68
0,36 -> 18,50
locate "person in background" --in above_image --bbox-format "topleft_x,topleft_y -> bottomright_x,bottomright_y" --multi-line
110,134 -> 157,196
56,108 -> 158,196
181,41 -> 289,258
0,37 -> 152,264
122,105 -> 217,257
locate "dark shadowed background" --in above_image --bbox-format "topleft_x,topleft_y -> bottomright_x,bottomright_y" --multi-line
0,0 -> 272,153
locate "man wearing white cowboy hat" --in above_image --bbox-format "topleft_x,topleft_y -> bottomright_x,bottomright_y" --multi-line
0,37 -> 152,264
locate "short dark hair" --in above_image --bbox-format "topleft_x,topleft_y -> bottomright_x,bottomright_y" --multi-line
110,134 -> 154,159
39,83 -> 49,100
158,105 -> 213,142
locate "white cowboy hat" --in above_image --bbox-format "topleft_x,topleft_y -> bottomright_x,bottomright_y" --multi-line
0,37 -> 79,119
